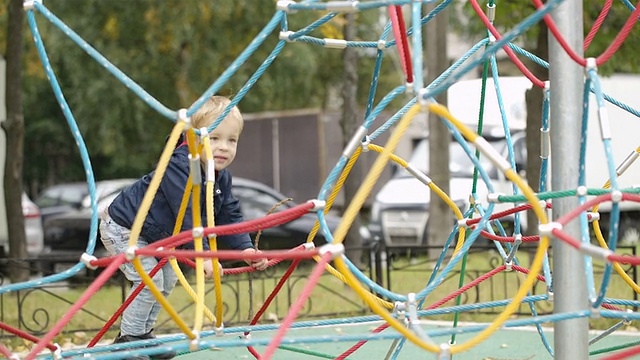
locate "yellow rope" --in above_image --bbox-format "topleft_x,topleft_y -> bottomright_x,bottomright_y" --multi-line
185,130 -> 206,335
126,121 -> 196,339
201,135 -> 225,328
304,146 -> 395,309
428,103 -> 549,354
367,143 -> 467,255
170,177 -> 217,323
591,146 -> 640,294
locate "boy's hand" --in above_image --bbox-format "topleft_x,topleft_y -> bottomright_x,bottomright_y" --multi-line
203,259 -> 223,278
241,248 -> 268,271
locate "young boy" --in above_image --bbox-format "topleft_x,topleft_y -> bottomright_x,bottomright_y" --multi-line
99,96 -> 267,360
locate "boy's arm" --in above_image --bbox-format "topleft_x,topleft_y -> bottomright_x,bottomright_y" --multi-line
217,174 -> 253,250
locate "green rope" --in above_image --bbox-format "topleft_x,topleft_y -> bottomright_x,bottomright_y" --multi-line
589,338 -> 640,356
450,40 -> 493,348
278,344 -> 336,359
497,187 -> 640,203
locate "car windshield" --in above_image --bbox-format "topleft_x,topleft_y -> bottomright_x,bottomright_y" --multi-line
233,185 -> 293,220
400,137 -> 507,179
35,184 -> 88,208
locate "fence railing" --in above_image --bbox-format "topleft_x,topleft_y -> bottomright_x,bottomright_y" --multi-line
0,244 -> 637,340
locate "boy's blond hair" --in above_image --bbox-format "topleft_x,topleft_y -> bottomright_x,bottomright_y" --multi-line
191,96 -> 244,133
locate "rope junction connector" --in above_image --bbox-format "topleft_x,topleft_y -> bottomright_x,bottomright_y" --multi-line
198,127 -> 209,139
538,222 -> 562,236
487,193 -> 504,203
215,324 -> 225,336
324,38 -> 347,49
189,330 -> 201,351
276,0 -> 296,13
302,242 -> 316,250
125,246 -> 138,261
514,234 -> 523,246
192,226 -> 205,239
587,211 -> 600,222
242,332 -> 252,340
53,343 -> 63,360
437,342 -> 452,360
360,135 -> 371,152
590,306 -> 601,319
611,190 -> 623,203
486,2 -> 496,22
318,243 -> 345,259
416,88 -> 432,107
308,199 -> 326,212
177,108 -> 191,128
457,219 -> 470,229
624,309 -> 634,325
81,253 -> 98,270
377,40 -> 386,50
325,1 -> 359,12
278,30 -> 295,42
547,290 -> 554,302
576,185 -> 588,197
23,0 -> 41,11
504,261 -> 513,271
585,57 -> 598,73
393,301 -> 406,314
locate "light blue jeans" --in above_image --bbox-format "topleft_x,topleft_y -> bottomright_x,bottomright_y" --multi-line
99,210 -> 178,336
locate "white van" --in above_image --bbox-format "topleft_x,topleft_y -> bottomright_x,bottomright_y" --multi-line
368,75 -> 640,249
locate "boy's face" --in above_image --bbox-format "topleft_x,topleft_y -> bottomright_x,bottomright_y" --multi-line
202,116 -> 241,171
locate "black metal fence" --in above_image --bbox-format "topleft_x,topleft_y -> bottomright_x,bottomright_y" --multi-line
0,244 -> 637,341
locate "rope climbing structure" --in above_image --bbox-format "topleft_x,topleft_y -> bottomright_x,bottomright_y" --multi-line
2,0 -> 640,359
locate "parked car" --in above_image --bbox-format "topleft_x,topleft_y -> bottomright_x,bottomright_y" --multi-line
0,192 -> 45,259
35,179 -> 137,226
39,177 -> 368,274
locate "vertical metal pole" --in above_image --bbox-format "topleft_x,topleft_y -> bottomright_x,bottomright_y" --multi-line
549,0 -> 589,359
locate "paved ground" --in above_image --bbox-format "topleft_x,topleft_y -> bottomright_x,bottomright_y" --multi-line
169,320 -> 640,360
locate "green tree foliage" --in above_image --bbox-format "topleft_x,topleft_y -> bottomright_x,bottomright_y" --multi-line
453,0 -> 640,75
0,0 -> 405,191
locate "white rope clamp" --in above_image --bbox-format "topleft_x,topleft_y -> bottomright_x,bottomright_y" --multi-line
487,193 -> 504,203
278,30 -> 295,42
360,135 -> 371,152
457,218 -> 470,229
576,185 -> 588,197
125,246 -> 138,261
23,0 -> 42,10
377,40 -> 386,50
587,211 -> 600,222
215,323 -> 225,336
178,108 -> 191,128
324,38 -> 347,49
303,242 -> 316,250
276,0 -> 296,13
585,57 -> 598,73
52,343 -> 62,360
192,226 -> 205,239
189,330 -> 201,351
437,342 -> 452,360
308,199 -> 326,212
611,190 -> 623,203
318,243 -> 345,259
538,222 -> 562,236
81,253 -> 98,270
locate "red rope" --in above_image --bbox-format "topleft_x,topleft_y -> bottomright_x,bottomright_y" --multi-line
468,0 -> 545,88
246,258 -> 302,359
531,0 -> 640,66
600,343 -> 640,360
136,248 -> 319,262
148,202 -> 314,250
584,0 -> 613,51
259,252 -> 333,360
26,255 -> 126,360
0,322 -> 58,352
0,343 -> 13,358
388,5 -> 413,84
87,257 -> 169,347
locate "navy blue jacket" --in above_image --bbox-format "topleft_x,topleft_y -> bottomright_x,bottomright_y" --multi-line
108,146 -> 253,251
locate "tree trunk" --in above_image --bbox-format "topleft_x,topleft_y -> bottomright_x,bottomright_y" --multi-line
340,12 -> 364,268
3,0 -> 30,282
525,23 -> 549,243
426,3 -> 450,259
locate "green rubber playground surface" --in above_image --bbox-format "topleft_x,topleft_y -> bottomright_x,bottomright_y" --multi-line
169,320 -> 640,359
